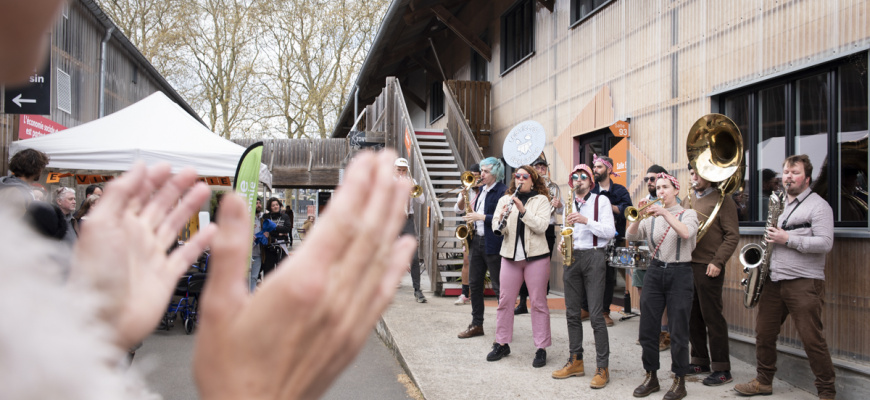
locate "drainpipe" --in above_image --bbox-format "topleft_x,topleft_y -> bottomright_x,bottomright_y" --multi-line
353,84 -> 360,124
98,26 -> 114,118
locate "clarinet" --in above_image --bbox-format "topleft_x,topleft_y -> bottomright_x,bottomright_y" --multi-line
493,192 -> 517,236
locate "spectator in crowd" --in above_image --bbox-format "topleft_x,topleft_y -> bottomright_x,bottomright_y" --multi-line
32,184 -> 47,202
79,184 -> 102,209
300,215 -> 315,240
0,149 -> 50,214
54,187 -> 77,245
73,194 -> 100,235
261,197 -> 292,277
250,197 -> 263,292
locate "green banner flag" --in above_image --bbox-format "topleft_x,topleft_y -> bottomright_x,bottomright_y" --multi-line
233,142 -> 264,268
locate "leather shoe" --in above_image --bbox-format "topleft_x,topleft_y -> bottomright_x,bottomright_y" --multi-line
580,309 -> 590,321
603,312 -> 614,327
457,324 -> 484,339
514,303 -> 528,315
733,379 -> 772,396
486,342 -> 510,361
633,370 -> 660,397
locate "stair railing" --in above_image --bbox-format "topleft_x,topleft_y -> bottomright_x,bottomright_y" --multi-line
442,82 -> 484,172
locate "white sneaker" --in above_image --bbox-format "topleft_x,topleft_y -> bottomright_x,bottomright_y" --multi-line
454,294 -> 470,305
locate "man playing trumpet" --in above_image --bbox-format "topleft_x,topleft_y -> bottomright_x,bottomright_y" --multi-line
395,157 -> 427,303
552,164 -> 615,388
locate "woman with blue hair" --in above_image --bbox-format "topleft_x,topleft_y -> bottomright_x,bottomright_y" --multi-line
458,157 -> 508,339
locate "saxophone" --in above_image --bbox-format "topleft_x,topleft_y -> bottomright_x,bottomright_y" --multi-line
738,188 -> 787,308
560,195 -> 574,266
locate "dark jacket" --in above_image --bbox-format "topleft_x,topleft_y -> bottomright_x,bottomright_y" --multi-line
263,212 -> 292,245
593,180 -> 632,239
479,181 -> 507,255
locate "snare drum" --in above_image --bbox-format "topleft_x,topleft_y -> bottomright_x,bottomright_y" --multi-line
632,248 -> 650,270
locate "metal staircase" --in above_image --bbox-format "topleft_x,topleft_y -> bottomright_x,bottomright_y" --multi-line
415,130 -> 466,293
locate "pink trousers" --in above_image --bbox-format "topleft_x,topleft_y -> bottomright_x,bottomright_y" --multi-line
495,256 -> 551,348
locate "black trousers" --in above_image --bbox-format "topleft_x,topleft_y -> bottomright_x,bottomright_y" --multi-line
519,224 -> 555,299
640,260 -> 694,375
261,245 -> 286,277
689,262 -> 731,371
469,234 -> 501,327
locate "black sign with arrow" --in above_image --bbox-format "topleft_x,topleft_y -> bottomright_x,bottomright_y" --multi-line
4,59 -> 51,115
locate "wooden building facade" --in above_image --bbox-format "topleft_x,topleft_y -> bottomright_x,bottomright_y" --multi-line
1,0 -> 199,177
333,0 -> 869,393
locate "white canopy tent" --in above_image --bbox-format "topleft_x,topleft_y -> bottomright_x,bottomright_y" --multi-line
9,91 -> 271,188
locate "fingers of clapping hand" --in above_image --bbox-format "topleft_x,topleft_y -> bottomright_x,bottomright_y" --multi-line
200,193 -> 252,325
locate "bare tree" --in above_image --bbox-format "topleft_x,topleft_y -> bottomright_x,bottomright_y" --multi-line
257,0 -> 388,139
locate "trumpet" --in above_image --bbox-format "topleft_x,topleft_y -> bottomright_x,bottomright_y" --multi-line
625,198 -> 662,223
411,184 -> 423,198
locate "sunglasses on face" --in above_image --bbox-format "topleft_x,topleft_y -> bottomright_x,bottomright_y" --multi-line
571,173 -> 589,181
515,173 -> 530,180
643,177 -> 656,182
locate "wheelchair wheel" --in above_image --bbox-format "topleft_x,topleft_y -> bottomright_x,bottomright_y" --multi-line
184,317 -> 195,335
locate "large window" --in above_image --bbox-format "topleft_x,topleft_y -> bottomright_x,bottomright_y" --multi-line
718,53 -> 869,227
570,0 -> 614,27
500,0 -> 534,75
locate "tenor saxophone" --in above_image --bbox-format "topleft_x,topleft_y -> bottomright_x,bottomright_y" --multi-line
560,196 -> 574,266
738,188 -> 787,308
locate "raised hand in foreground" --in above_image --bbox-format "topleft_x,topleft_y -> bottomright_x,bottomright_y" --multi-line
71,163 -> 216,349
194,150 -> 416,400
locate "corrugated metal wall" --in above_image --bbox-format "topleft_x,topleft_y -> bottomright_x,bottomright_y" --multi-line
432,0 -> 870,366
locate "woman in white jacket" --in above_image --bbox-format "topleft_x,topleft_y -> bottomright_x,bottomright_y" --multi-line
487,165 -> 553,368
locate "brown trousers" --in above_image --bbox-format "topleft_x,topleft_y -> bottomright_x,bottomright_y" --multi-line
755,277 -> 835,399
689,262 -> 730,371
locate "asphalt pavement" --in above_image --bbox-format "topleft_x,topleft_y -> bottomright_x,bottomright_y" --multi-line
133,314 -> 414,399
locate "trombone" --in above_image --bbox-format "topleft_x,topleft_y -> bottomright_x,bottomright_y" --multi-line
625,198 -> 662,223
411,184 -> 423,198
436,171 -> 480,200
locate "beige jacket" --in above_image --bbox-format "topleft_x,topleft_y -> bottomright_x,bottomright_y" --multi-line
492,193 -> 552,259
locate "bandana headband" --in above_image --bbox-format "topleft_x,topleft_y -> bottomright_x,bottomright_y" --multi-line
592,154 -> 620,177
656,172 -> 680,191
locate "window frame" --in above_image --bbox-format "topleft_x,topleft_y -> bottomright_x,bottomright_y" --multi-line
500,0 -> 535,76
569,0 -> 615,29
714,53 -> 869,229
429,80 -> 444,124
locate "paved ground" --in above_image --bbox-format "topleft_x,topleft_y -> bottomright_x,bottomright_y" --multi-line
386,272 -> 818,399
133,314 -> 414,399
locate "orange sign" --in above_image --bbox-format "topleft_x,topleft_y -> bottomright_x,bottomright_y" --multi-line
403,127 -> 412,158
609,120 -> 629,137
46,172 -> 73,183
609,138 -> 628,187
197,176 -> 232,186
75,174 -> 115,185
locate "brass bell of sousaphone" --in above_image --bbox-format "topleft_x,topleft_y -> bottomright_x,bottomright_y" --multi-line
686,113 -> 744,241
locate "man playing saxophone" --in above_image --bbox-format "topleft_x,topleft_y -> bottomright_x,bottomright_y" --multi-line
734,155 -> 835,400
551,164 -> 615,389
683,163 -> 739,386
453,164 -> 481,305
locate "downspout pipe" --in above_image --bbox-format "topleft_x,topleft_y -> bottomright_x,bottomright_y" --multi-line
98,26 -> 114,118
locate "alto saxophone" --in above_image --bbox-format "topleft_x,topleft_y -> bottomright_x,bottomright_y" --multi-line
560,196 -> 574,266
738,187 -> 787,308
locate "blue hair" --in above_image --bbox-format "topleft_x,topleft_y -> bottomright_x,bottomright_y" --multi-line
480,157 -> 505,182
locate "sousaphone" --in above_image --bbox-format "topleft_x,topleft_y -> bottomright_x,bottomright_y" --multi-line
686,114 -> 744,241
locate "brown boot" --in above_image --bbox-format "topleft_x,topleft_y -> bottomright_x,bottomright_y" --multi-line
633,370 -> 660,397
603,312 -> 615,327
659,331 -> 671,351
551,354 -> 584,379
580,309 -> 590,321
733,379 -> 773,396
590,367 -> 609,389
663,375 -> 687,400
457,324 -> 484,339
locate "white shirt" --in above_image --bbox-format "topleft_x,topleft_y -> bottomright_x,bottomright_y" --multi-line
453,187 -> 478,214
570,192 -> 616,250
474,182 -> 497,236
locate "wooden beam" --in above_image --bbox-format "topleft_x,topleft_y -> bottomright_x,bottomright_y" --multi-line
409,54 -> 441,78
538,0 -> 554,12
404,0 -> 466,25
429,4 -> 492,62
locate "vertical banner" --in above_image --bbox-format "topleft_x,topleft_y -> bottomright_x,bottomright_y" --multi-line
233,142 -> 264,272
